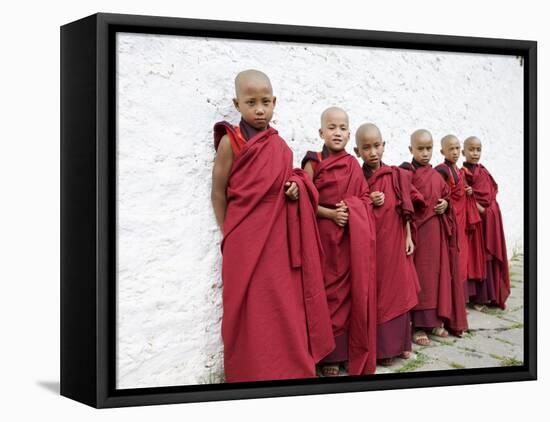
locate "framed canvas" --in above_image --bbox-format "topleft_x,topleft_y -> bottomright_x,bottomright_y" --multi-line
60,12 -> 537,408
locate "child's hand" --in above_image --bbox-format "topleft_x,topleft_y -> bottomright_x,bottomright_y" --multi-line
405,235 -> 415,256
465,186 -> 473,196
434,198 -> 448,214
332,204 -> 348,227
476,202 -> 485,214
370,191 -> 385,207
284,181 -> 299,201
335,201 -> 348,212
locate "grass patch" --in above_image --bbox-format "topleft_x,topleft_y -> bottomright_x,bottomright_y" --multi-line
499,357 -> 523,367
493,337 -> 515,346
482,307 -> 504,315
395,352 -> 429,373
449,362 -> 466,370
431,337 -> 455,346
458,346 -> 478,353
461,331 -> 475,339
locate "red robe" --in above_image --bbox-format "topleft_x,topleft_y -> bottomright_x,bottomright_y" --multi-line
303,150 -> 377,375
461,166 -> 487,282
436,161 -> 469,284
401,161 -> 468,334
364,164 -> 419,323
462,163 -> 510,309
214,122 -> 334,382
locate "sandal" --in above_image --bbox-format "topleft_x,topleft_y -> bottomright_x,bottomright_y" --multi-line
320,364 -> 340,377
413,330 -> 431,346
431,327 -> 449,337
473,304 -> 488,312
377,357 -> 394,367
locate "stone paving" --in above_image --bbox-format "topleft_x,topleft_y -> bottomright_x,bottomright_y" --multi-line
375,254 -> 524,374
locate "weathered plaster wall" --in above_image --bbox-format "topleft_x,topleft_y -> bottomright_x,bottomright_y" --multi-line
116,33 -> 523,388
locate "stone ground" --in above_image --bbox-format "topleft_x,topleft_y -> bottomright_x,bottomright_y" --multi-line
373,254 -> 524,374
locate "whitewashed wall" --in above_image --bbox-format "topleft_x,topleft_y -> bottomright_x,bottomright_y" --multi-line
116,33 -> 523,389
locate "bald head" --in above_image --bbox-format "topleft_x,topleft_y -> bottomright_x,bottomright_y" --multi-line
440,134 -> 461,164
463,136 -> 482,149
320,107 -> 349,128
234,69 -> 273,98
441,134 -> 459,149
410,129 -> 433,147
355,123 -> 382,145
409,129 -> 434,165
462,136 -> 482,164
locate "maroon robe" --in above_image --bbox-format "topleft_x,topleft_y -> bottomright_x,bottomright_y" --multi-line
214,122 -> 334,382
462,163 -> 510,309
400,160 -> 468,334
364,163 -> 420,358
303,149 -> 377,375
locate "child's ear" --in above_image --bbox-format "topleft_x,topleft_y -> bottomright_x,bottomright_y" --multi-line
461,149 -> 465,157
272,96 -> 277,107
408,145 -> 412,154
318,128 -> 324,139
354,146 -> 359,157
232,98 -> 240,111
440,148 -> 444,156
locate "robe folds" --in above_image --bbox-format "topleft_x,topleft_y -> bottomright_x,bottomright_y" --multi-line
462,163 -> 510,309
364,164 -> 420,323
303,150 -> 377,375
401,162 -> 468,334
214,122 -> 334,383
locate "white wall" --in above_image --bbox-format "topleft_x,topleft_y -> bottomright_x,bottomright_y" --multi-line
116,33 -> 524,388
4,1 -> 547,421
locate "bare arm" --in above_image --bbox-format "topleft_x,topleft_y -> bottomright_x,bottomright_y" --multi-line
211,134 -> 234,230
405,220 -> 414,255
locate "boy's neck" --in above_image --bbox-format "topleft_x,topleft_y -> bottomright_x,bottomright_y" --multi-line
444,158 -> 458,167
239,118 -> 267,141
412,158 -> 429,168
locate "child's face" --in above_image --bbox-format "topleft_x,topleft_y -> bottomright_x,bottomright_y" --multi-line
409,134 -> 433,165
355,133 -> 385,169
319,110 -> 350,153
462,138 -> 482,164
233,81 -> 276,130
441,137 -> 461,164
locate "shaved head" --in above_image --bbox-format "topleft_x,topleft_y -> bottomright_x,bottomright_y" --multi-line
234,69 -> 273,98
320,106 -> 349,127
410,129 -> 433,147
355,123 -> 382,145
464,136 -> 482,149
441,134 -> 459,149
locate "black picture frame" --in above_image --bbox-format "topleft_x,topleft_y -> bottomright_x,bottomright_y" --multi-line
60,12 -> 537,408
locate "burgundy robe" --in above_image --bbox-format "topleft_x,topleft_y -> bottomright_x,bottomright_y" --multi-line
462,163 -> 510,309
401,161 -> 468,334
303,150 -> 377,375
364,164 -> 420,358
214,122 -> 334,382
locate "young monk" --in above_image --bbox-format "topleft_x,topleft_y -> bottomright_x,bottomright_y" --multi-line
436,135 -> 486,312
461,136 -> 510,309
211,70 -> 334,382
433,135 -> 471,335
354,123 -> 420,366
400,129 -> 463,345
301,107 -> 377,376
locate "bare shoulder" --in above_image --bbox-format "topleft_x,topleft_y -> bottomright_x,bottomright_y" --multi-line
216,134 -> 234,160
